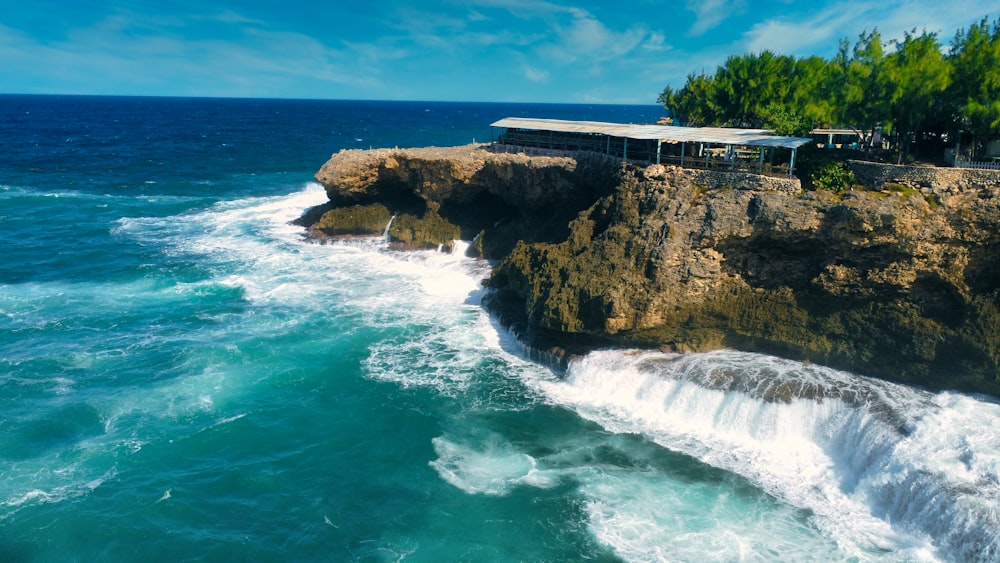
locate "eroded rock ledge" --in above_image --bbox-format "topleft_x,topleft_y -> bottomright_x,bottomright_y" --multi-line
300,144 -> 619,254
301,144 -> 1000,396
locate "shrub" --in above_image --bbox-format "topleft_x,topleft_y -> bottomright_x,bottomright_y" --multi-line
810,161 -> 857,193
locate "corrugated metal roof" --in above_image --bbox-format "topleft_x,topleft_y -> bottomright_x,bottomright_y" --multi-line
491,117 -> 812,149
811,128 -> 863,135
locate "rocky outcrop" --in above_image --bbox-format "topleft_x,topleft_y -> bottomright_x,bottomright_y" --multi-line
304,145 -> 1000,396
303,144 -> 619,254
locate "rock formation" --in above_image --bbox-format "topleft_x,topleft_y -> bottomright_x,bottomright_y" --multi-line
302,144 -> 619,255
302,144 -> 1000,396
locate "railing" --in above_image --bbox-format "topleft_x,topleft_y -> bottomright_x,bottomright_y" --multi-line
955,159 -> 1000,171
490,143 -> 793,178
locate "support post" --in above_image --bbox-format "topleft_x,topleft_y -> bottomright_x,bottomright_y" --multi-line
656,140 -> 662,164
681,142 -> 685,166
758,145 -> 765,173
623,137 -> 628,161
789,148 -> 797,178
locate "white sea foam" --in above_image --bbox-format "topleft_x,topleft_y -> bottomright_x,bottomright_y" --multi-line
428,428 -> 847,560
578,467 -> 842,562
110,181 -> 501,408
429,436 -> 560,496
156,489 -> 172,503
0,467 -> 117,520
102,182 -> 1000,560
513,349 -> 1000,561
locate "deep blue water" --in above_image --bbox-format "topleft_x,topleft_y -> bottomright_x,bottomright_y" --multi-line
1,95 -> 999,562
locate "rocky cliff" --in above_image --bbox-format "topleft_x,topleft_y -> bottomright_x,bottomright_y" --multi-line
303,144 -> 1000,395
302,144 -> 619,254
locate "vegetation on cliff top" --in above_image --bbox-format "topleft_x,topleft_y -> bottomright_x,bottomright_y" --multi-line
658,17 -> 1000,163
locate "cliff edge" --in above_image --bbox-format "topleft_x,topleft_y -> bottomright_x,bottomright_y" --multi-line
302,144 -> 1000,395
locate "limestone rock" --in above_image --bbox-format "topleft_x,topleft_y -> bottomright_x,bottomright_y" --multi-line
304,144 -> 1000,396
307,144 -> 619,254
487,162 -> 1000,395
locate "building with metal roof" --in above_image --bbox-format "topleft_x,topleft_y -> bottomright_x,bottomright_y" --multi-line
490,117 -> 813,177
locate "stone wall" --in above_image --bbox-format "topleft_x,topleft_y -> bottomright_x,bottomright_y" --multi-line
849,160 -> 1000,193
493,145 -> 803,194
643,164 -> 802,193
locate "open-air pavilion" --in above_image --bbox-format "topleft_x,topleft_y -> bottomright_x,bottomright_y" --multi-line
490,117 -> 813,177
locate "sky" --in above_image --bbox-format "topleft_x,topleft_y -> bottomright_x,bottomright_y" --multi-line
1,0 -> 996,104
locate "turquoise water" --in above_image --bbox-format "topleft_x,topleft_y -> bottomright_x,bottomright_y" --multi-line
2,96 -> 999,562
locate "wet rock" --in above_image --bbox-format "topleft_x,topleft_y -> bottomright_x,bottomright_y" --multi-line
303,144 -> 1000,396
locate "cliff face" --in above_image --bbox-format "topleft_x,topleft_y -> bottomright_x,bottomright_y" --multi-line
306,145 -> 1000,395
305,144 -> 618,254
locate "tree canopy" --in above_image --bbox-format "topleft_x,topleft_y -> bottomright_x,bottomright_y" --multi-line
658,17 -> 1000,160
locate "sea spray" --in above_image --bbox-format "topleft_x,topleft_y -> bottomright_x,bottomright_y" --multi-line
382,213 -> 397,243
516,349 -> 1000,561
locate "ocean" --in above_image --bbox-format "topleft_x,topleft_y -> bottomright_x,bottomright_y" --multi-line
1,95 -> 998,562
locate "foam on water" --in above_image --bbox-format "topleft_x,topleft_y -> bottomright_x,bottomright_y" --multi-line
111,181 -> 507,406
0,333 -> 255,520
427,424 -> 845,560
1,96 -> 694,561
429,435 -> 561,495
1,185 -> 339,517
1,467 -> 117,516
517,348 -> 1000,561
163,187 -> 989,560
115,182 -> 488,318
578,466 -> 838,562
8,177 -> 1000,561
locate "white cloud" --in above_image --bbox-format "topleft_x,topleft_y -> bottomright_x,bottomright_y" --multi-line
740,5 -> 867,55
686,0 -> 746,36
642,32 -> 671,52
537,8 -> 652,63
523,64 -> 550,82
342,40 -> 412,64
0,10 -> 383,97
866,0 -> 998,42
204,10 -> 267,26
740,0 -> 998,57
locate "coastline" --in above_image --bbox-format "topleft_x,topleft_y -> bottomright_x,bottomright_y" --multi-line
300,143 -> 1000,396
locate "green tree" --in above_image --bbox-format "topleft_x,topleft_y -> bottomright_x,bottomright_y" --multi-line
655,15 -> 1000,165
843,29 -> 890,155
949,18 -> 1000,159
824,38 -> 852,126
758,101 -> 811,136
884,30 -> 951,163
660,72 -> 719,126
656,85 -> 677,114
810,161 -> 857,193
791,55 -> 839,127
712,51 -> 796,127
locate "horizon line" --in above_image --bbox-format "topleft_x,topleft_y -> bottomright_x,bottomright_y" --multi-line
0,92 -> 662,107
